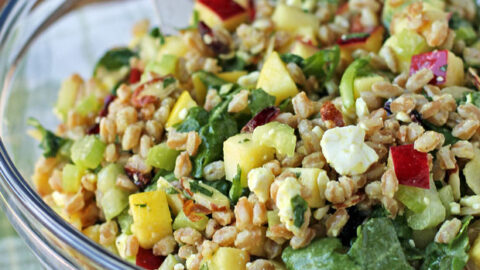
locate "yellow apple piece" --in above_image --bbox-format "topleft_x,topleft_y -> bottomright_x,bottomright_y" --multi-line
166,91 -> 198,128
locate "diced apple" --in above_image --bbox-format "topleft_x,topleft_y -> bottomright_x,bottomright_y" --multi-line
158,36 -> 189,59
290,40 -> 319,59
217,70 -> 248,83
470,235 -> 480,268
194,0 -> 248,31
136,247 -> 164,270
390,144 -> 430,189
130,190 -> 172,249
272,4 -> 318,43
159,254 -> 179,270
209,247 -> 250,270
338,27 -> 385,63
410,50 -> 464,87
166,91 -> 198,128
353,75 -> 385,99
380,29 -> 430,73
252,121 -> 296,157
257,52 -> 299,105
224,133 -> 275,186
464,148 -> 480,195
285,168 -> 328,208
192,73 -> 207,106
382,0 -> 445,30
156,177 -> 184,215
182,179 -> 230,210
173,210 -> 209,231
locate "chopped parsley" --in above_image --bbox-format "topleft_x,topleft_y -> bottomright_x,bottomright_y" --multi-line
291,194 -> 308,228
190,181 -> 214,197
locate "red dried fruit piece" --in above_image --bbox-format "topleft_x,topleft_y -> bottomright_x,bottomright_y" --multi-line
320,101 -> 345,127
241,106 -> 280,133
136,247 -> 164,270
99,94 -> 116,117
390,144 -> 430,189
86,123 -> 99,135
410,50 -> 448,85
124,167 -> 152,189
198,21 -> 230,55
129,68 -> 142,84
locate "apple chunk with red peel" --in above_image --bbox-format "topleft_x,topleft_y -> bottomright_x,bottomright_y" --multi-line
338,27 -> 385,62
136,247 -> 164,270
390,144 -> 430,189
194,0 -> 248,31
410,50 -> 464,87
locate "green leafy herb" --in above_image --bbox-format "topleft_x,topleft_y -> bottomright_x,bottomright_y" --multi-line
163,77 -> 176,88
291,195 -> 308,228
282,238 -> 361,270
166,187 -> 179,194
458,91 -> 480,107
135,203 -> 147,208
420,216 -> 473,270
117,208 -> 133,235
200,263 -> 209,270
219,55 -> 246,72
280,53 -> 305,67
248,89 -> 276,115
278,97 -> 293,112
204,180 -> 232,197
94,48 -> 135,75
194,71 -> 228,89
421,121 -> 459,146
348,217 -> 414,270
341,32 -> 370,40
303,45 -> 340,82
449,13 -> 476,45
28,117 -> 69,158
149,27 -> 165,45
190,181 -> 214,197
229,166 -> 243,204
174,107 -> 209,133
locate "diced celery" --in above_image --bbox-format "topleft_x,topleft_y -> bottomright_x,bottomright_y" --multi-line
406,187 -> 446,230
172,211 -> 209,231
439,185 -> 454,216
146,143 -> 180,171
252,121 -> 296,157
97,163 -> 124,193
117,208 -> 133,235
101,188 -> 129,220
62,164 -> 84,193
395,185 -> 428,213
267,210 -> 281,228
159,254 -> 179,270
76,94 -> 101,116
339,58 -> 369,114
55,75 -> 82,121
71,135 -> 106,169
142,54 -> 178,81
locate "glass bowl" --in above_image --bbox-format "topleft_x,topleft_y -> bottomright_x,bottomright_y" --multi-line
0,0 -> 191,268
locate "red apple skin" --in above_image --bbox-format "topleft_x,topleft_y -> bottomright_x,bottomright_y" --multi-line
390,144 -> 430,189
197,0 -> 246,20
410,50 -> 448,85
136,247 -> 164,270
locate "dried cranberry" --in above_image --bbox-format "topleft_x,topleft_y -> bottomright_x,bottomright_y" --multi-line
241,106 -> 280,133
247,0 -> 255,21
136,247 -> 164,270
410,109 -> 423,123
99,94 -> 116,117
125,167 -> 152,189
129,68 -> 142,84
86,123 -> 99,135
198,21 -> 230,55
384,99 -> 392,115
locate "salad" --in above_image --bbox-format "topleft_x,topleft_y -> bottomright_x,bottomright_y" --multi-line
28,0 -> 480,269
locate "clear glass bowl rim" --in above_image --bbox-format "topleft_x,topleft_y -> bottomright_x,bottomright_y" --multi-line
0,0 -> 143,269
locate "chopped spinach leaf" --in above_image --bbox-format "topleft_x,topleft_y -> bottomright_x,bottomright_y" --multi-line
204,180 -> 232,197
163,77 -> 176,88
291,195 -> 308,228
458,91 -> 480,108
229,166 -> 243,204
28,117 -> 69,158
278,97 -> 293,112
94,48 -> 135,75
149,27 -> 165,45
280,53 -> 305,67
174,107 -> 209,133
194,70 -> 228,89
248,89 -> 276,115
348,217 -> 414,270
282,238 -> 361,270
219,55 -> 246,71
421,121 -> 459,146
190,181 -> 213,197
303,45 -> 340,82
420,216 -> 473,270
